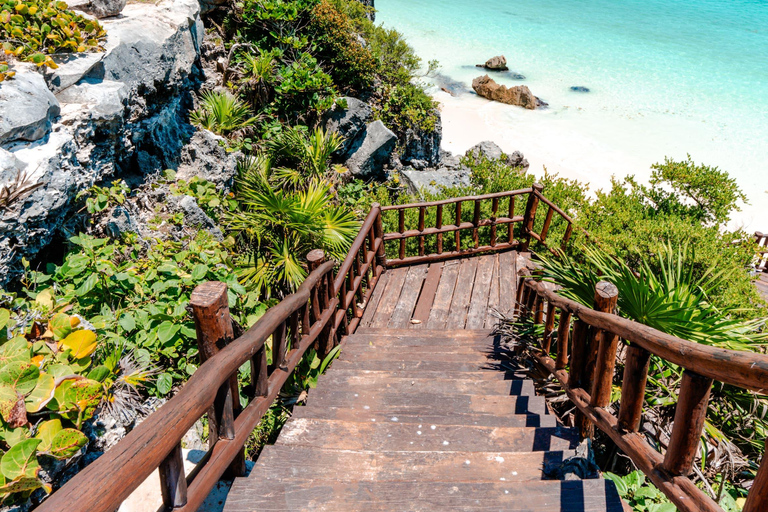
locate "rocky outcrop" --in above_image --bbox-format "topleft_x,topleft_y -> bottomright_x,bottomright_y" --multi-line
323,97 -> 373,156
472,75 -> 541,110
401,168 -> 471,195
344,121 -> 397,178
0,68 -> 60,144
465,141 -> 529,170
70,0 -> 127,18
0,0 -> 229,284
401,115 -> 442,168
476,55 -> 508,71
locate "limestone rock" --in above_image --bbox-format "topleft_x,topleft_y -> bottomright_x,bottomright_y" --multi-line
401,168 -> 471,196
70,0 -> 127,18
401,115 -> 442,168
179,195 -> 223,240
176,129 -> 239,189
465,141 -> 529,170
344,120 -> 397,178
323,97 -> 373,156
472,75 -> 539,110
0,68 -> 60,144
44,53 -> 104,94
476,55 -> 508,71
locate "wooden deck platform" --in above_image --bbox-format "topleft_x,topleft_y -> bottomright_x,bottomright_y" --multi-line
223,250 -> 626,511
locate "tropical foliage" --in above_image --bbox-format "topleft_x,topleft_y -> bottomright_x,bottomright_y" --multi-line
190,90 -> 260,137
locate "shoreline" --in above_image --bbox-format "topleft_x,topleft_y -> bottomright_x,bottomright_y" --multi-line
431,88 -> 764,232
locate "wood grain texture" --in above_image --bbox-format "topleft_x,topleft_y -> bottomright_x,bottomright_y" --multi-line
466,254 -> 496,328
387,264 -> 428,328
497,250 -> 517,318
411,263 -> 443,327
425,260 -> 460,329
445,258 -> 479,329
358,270 -> 390,328
485,254 -> 500,328
368,267 -> 408,328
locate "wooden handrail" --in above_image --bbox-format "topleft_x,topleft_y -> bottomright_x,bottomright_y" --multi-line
756,231 -> 768,273
381,184 -> 575,266
38,206 -> 389,512
519,275 -> 768,512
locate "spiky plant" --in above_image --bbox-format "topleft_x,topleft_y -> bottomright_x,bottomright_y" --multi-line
189,90 -> 260,136
266,126 -> 344,188
227,157 -> 358,298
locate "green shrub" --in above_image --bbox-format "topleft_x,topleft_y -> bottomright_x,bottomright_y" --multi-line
376,83 -> 439,136
0,0 -> 105,69
272,53 -> 337,121
190,90 -> 260,136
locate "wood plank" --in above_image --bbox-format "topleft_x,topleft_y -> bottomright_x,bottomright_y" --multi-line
316,373 -> 527,396
276,418 -> 578,452
338,345 -> 509,362
224,479 -> 626,512
354,327 -> 493,337
466,254 -> 496,329
329,358 -> 512,373
485,254 -> 501,328
387,264 -> 429,328
304,389 -> 550,417
359,271 -> 390,328
445,258 -> 479,329
343,333 -> 498,348
249,445 -> 574,483
410,263 -> 444,328
425,260 -> 461,329
318,368 -> 524,383
368,267 -> 408,328
498,250 -> 517,318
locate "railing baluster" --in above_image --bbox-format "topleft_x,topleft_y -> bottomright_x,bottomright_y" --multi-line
663,370 -> 713,476
455,201 -> 462,252
472,199 -> 481,248
561,223 -> 574,251
308,250 -> 334,356
372,203 -> 386,269
534,296 -> 544,324
539,206 -> 554,242
515,274 -> 528,317
436,204 -> 444,254
271,321 -> 287,372
555,310 -> 571,370
617,343 -> 650,432
190,282 -> 245,477
590,282 -> 620,409
521,183 -> 543,251
490,197 -> 499,247
508,196 -> 515,244
399,208 -> 406,260
542,302 -> 556,353
744,442 -> 768,512
251,343 -> 268,397
418,206 -> 426,256
568,319 -> 590,433
159,443 -> 187,510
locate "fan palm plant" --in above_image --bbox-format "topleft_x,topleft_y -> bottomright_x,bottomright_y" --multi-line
190,90 -> 260,136
266,126 -> 345,188
227,156 -> 358,298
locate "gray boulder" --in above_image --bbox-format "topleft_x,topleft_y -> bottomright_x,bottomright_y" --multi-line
401,168 -> 471,196
104,205 -> 137,238
70,0 -> 127,18
0,68 -> 60,144
44,53 -> 104,94
402,115 -> 442,168
323,97 -> 373,156
179,195 -> 223,240
176,129 -> 239,189
344,121 -> 397,178
465,141 -> 529,170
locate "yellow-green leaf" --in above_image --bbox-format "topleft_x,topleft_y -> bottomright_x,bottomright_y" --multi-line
60,329 -> 97,359
35,419 -> 62,452
25,373 -> 55,413
48,313 -> 71,340
0,439 -> 41,480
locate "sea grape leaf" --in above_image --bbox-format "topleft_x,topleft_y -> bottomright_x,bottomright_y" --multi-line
49,429 -> 87,459
60,329 -> 98,359
0,309 -> 10,330
156,321 -> 179,344
0,337 -> 31,366
48,313 -> 72,340
0,476 -> 45,497
118,312 -> 135,332
156,373 -> 172,395
3,426 -> 29,448
0,362 -> 40,396
25,373 -> 56,413
62,379 -> 102,420
34,289 -> 54,309
35,419 -> 62,452
7,398 -> 27,428
0,438 -> 41,480
87,365 -> 110,382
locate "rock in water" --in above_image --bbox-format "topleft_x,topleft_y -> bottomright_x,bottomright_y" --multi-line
70,0 -> 126,18
570,86 -> 590,92
0,68 -> 60,144
476,55 -> 509,71
344,121 -> 397,178
472,75 -> 539,110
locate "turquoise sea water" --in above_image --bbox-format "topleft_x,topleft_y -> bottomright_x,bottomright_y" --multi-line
376,0 -> 768,227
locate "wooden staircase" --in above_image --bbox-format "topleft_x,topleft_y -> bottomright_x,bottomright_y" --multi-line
223,329 -> 625,511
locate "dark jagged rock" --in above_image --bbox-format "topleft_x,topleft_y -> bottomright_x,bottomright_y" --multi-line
476,55 -> 509,71
344,121 -> 397,178
570,86 -> 590,92
472,75 -> 540,110
465,141 -> 529,170
401,115 -> 442,168
69,0 -> 127,18
323,97 -> 373,157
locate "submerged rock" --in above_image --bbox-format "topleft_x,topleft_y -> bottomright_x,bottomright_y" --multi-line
0,68 -> 60,144
344,121 -> 397,178
472,75 -> 540,110
476,55 -> 509,71
570,86 -> 590,92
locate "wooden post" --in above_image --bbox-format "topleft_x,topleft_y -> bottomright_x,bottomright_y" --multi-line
250,343 -> 268,398
617,343 -> 650,432
590,281 -> 620,408
507,196 -> 515,244
189,282 -> 245,477
398,209 -> 406,260
455,201 -> 462,252
159,443 -> 187,510
568,319 -> 590,435
472,199 -> 481,248
418,206 -> 426,256
372,203 -> 386,270
436,204 -> 444,255
514,274 -> 528,317
490,197 -> 499,247
561,223 -> 574,251
533,296 -> 544,324
520,183 -> 543,251
539,207 -> 554,242
663,370 -> 713,476
307,250 -> 332,357
743,441 -> 768,512
555,310 -> 571,370
542,303 -> 556,353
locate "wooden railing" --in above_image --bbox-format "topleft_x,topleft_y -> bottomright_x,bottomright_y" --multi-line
36,209 -> 386,512
380,183 -> 575,266
757,231 -> 768,273
516,273 -> 768,512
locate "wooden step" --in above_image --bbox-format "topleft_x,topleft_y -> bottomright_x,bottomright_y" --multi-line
292,402 -> 558,428
316,373 -> 534,396
248,445 -> 577,483
353,328 -> 494,337
224,478 -> 625,512
337,345 -> 509,363
318,368 -> 523,382
329,358 -> 513,373
343,333 -> 502,349
306,388 -> 549,416
276,418 -> 578,452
